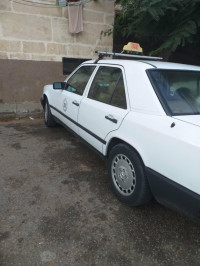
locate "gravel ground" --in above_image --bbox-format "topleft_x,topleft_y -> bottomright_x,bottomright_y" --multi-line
0,118 -> 200,266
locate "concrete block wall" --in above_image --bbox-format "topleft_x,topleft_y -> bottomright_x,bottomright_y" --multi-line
0,0 -> 114,61
0,0 -> 115,118
0,59 -> 65,118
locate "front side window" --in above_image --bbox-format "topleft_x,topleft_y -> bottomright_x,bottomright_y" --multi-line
148,69 -> 200,115
88,66 -> 127,109
66,65 -> 95,95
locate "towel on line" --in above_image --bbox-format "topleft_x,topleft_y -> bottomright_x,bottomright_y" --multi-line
68,2 -> 83,34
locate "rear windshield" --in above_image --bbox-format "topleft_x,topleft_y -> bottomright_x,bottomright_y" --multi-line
148,69 -> 200,116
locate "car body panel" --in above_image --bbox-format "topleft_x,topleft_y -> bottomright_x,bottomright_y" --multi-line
104,111 -> 200,195
173,115 -> 200,127
78,98 -> 129,152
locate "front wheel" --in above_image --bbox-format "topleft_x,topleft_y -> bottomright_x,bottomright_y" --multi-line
44,99 -> 57,127
108,144 -> 152,206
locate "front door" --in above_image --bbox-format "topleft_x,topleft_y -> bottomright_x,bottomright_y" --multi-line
57,65 -> 96,134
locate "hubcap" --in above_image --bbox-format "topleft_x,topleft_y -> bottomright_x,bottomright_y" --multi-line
111,154 -> 136,196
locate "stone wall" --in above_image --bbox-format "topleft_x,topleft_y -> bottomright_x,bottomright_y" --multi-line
0,0 -> 114,61
0,0 -> 114,118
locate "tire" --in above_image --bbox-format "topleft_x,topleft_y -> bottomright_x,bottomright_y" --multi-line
44,99 -> 57,127
108,143 -> 152,206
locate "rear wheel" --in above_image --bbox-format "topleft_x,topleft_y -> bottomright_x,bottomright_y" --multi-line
44,99 -> 57,127
108,143 -> 152,206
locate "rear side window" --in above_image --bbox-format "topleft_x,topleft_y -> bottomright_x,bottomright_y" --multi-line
88,66 -> 127,109
66,65 -> 95,95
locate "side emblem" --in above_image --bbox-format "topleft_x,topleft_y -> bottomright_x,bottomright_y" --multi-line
63,98 -> 68,112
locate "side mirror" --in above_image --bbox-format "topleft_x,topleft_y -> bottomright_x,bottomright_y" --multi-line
53,82 -> 66,90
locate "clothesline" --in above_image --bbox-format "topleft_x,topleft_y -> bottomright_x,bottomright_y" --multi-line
10,0 -> 94,8
62,0 -> 93,6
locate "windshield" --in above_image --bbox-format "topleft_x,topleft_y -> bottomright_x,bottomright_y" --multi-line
148,69 -> 200,116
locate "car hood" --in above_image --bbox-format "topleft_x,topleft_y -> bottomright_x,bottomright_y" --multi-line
173,115 -> 200,127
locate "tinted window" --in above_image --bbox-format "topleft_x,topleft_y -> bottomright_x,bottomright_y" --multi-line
88,66 -> 127,109
148,69 -> 200,115
66,66 -> 95,95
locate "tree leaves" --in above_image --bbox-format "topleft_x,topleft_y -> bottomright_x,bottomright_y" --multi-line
115,0 -> 200,58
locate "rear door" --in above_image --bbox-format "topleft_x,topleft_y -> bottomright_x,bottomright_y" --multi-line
78,65 -> 129,152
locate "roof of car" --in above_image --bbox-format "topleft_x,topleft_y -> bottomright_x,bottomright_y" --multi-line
85,59 -> 200,71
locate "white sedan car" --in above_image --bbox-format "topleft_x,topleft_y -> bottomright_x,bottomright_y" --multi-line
41,55 -> 200,220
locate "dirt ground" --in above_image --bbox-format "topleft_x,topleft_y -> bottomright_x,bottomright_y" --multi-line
1,118 -> 200,266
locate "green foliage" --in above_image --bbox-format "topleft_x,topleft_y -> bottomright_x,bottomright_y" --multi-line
100,27 -> 113,39
115,0 -> 200,57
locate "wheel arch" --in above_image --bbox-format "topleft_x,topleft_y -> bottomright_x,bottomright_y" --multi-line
106,137 -> 145,167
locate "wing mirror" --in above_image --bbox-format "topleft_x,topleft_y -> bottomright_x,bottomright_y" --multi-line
53,82 -> 66,90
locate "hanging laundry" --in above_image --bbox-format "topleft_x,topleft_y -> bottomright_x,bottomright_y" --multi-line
68,1 -> 83,34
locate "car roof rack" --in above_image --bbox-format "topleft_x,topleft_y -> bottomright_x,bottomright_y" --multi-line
95,50 -> 163,63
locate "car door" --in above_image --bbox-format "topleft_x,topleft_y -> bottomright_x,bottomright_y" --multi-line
55,65 -> 96,134
78,65 -> 129,152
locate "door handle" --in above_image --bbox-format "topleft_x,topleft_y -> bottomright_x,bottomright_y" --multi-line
105,115 -> 118,124
72,101 -> 79,107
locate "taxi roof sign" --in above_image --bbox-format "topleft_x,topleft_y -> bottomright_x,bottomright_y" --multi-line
123,42 -> 143,54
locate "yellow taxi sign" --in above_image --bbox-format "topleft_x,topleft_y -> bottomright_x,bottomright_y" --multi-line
123,42 -> 143,54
